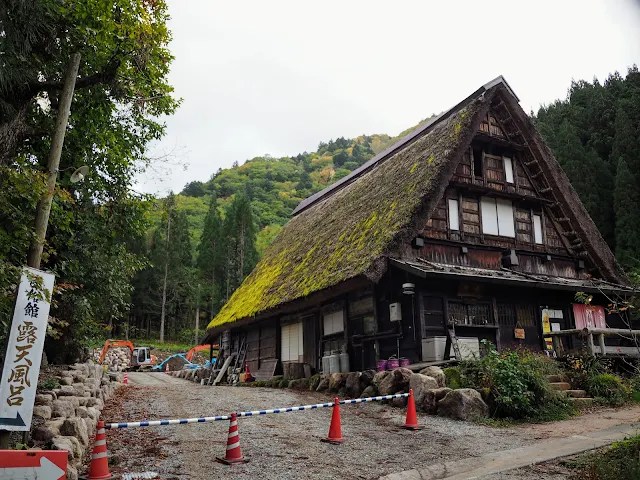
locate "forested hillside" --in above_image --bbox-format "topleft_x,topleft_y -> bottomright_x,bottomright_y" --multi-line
535,66 -> 640,271
127,126 -> 435,340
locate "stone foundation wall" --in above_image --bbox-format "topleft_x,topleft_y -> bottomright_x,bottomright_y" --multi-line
32,362 -> 123,480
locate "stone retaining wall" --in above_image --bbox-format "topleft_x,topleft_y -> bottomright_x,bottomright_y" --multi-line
33,362 -> 123,480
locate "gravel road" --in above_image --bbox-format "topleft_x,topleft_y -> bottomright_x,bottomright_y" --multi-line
94,372 -> 536,480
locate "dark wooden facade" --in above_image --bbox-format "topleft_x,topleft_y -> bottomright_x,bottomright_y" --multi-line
213,101 -> 629,376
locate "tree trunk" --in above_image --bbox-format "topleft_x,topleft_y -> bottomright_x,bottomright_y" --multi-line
159,210 -> 171,342
195,306 -> 200,345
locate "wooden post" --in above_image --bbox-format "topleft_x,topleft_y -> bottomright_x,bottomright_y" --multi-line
598,333 -> 606,356
587,332 -> 595,357
552,336 -> 564,358
26,53 -> 81,269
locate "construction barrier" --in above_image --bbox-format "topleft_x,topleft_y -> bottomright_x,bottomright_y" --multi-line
104,393 -> 410,429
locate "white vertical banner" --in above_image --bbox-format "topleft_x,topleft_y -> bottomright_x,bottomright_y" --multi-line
0,267 -> 55,431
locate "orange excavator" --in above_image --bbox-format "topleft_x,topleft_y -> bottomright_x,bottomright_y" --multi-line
185,344 -> 218,362
98,339 -> 157,370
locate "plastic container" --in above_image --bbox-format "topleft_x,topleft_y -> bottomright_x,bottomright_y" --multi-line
329,351 -> 341,374
322,352 -> 331,374
377,359 -> 388,372
339,347 -> 350,373
399,357 -> 411,368
387,357 -> 400,370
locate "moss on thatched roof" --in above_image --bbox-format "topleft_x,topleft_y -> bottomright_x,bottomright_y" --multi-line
207,94 -> 491,330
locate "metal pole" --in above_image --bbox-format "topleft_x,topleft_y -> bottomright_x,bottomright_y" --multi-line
26,53 -> 81,269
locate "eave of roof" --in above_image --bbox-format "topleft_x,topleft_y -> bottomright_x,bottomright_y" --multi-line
390,259 -> 632,294
292,75 -> 517,216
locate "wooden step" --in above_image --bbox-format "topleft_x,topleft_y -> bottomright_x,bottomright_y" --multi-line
566,389 -> 588,398
546,375 -> 564,383
569,397 -> 595,408
550,382 -> 571,391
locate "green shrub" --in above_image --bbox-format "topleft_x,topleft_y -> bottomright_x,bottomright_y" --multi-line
443,367 -> 462,389
587,374 -> 630,406
581,435 -> 640,479
456,342 -> 573,420
278,379 -> 288,388
38,378 -> 60,390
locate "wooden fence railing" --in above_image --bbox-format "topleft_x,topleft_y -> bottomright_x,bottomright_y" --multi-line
546,328 -> 640,358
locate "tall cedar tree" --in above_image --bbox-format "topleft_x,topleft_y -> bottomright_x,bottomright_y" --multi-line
614,158 -> 640,268
197,194 -> 224,318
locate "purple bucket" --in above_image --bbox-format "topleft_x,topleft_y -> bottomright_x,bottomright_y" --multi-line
377,360 -> 388,372
399,358 -> 411,368
387,358 -> 400,370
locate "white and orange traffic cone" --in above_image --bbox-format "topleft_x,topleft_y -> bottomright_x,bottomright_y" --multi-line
165,362 -> 169,374
400,389 -> 423,430
80,421 -> 119,479
123,372 -> 128,385
216,412 -> 249,465
321,397 -> 344,444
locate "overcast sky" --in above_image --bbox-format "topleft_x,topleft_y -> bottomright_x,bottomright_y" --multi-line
139,0 -> 640,194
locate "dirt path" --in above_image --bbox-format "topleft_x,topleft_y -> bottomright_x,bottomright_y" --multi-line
94,373 -> 640,480
96,373 -> 531,480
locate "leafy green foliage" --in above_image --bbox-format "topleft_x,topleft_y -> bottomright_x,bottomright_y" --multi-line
454,342 -> 574,420
580,435 -> 640,480
587,373 -> 630,405
535,67 -> 640,268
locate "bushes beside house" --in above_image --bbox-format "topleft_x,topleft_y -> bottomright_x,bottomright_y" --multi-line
564,355 -> 637,406
444,342 -> 573,421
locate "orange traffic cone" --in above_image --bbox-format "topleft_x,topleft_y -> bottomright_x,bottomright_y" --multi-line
123,372 -> 128,385
80,421 -> 118,479
216,413 -> 249,465
165,362 -> 169,374
321,397 -> 344,444
400,388 -> 423,430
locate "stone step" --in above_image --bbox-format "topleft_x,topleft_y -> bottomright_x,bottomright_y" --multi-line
546,374 -> 564,383
569,397 -> 595,407
566,389 -> 588,398
550,382 -> 571,391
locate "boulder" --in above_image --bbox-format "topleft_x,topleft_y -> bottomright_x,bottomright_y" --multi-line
33,405 -> 52,420
391,391 -> 408,408
72,373 -> 87,384
315,375 -> 330,392
51,436 -> 75,461
361,385 -> 377,397
45,419 -> 65,436
86,407 -> 99,421
84,378 -> 101,389
309,375 -> 322,391
57,385 -> 76,397
372,370 -> 390,388
66,465 -> 79,480
75,406 -> 90,418
64,435 -> 84,464
419,366 -> 446,387
83,417 -> 96,438
32,424 -> 57,442
328,373 -> 347,393
420,390 -> 439,414
378,368 -> 413,396
432,387 -> 452,401
288,378 -> 310,390
52,400 -> 75,418
359,369 -> 376,388
409,374 -> 439,410
59,377 -> 74,386
437,389 -> 489,421
35,394 -> 54,407
60,418 -> 89,448
39,390 -> 57,400
345,372 -> 362,398
77,397 -> 89,407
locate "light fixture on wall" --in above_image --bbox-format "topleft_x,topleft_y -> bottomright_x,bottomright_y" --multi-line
402,283 -> 415,295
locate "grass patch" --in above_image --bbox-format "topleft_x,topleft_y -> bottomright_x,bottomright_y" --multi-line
577,435 -> 640,479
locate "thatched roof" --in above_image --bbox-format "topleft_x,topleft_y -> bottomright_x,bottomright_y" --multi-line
207,86 -> 492,332
206,76 -> 627,335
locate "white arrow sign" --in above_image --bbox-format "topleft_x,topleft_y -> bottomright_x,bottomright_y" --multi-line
0,457 -> 65,480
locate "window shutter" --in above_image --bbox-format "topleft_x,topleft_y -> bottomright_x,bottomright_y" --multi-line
496,199 -> 515,237
503,157 -> 514,183
323,310 -> 344,335
281,324 -> 291,361
533,215 -> 543,244
480,197 -> 499,235
448,199 -> 460,231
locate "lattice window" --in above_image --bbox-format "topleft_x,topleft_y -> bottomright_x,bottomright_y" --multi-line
516,305 -> 536,327
497,303 -> 516,327
448,301 -> 493,326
